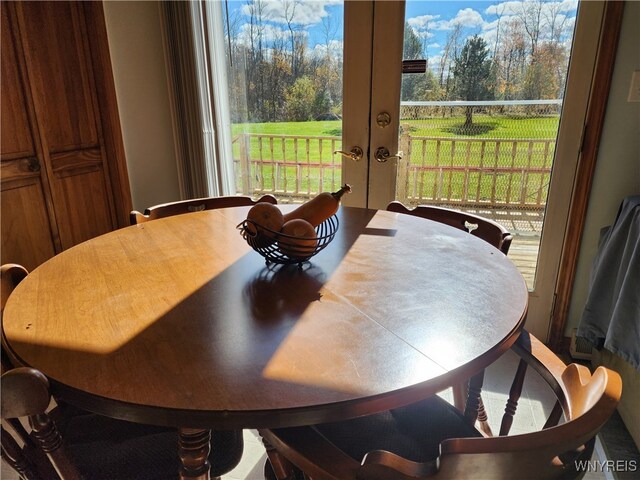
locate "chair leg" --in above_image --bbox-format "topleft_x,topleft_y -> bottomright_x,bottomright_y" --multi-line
30,413 -> 82,480
458,372 -> 493,435
543,401 -> 563,429
259,432 -> 299,480
464,371 -> 485,425
452,382 -> 468,412
476,397 -> 493,436
1,428 -> 39,480
499,358 -> 528,436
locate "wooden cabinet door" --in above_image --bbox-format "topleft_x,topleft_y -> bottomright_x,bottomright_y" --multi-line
1,1 -> 131,270
1,3 -> 57,271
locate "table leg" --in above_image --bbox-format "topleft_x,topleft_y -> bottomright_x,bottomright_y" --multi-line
178,428 -> 212,480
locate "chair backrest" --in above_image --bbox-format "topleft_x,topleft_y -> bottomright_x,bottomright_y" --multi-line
360,331 -> 622,480
1,367 -> 81,479
1,264 -> 28,371
130,194 -> 278,225
386,201 -> 513,254
1,264 -> 28,312
432,369 -> 620,479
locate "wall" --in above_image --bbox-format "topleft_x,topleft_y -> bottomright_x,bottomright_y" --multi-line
566,1 -> 640,334
102,1 -> 180,212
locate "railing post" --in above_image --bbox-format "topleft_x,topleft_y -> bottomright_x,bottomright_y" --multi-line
397,133 -> 411,204
239,133 -> 251,194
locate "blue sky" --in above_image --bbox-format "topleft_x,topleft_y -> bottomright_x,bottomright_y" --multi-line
227,0 -> 578,65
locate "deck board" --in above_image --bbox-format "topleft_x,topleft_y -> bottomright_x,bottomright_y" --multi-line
508,235 -> 540,289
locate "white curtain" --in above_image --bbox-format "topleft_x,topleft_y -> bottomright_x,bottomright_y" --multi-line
159,1 -> 235,199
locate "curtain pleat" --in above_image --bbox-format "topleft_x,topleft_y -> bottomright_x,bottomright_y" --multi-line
159,2 -> 212,199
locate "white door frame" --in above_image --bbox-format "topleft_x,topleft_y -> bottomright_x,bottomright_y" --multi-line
526,1 -> 605,341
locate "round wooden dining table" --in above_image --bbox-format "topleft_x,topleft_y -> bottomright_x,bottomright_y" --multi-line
3,205 -> 528,479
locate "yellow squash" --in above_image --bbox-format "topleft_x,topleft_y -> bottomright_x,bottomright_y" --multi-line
283,184 -> 351,227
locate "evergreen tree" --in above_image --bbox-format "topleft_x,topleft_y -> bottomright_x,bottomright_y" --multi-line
401,23 -> 431,101
453,35 -> 493,126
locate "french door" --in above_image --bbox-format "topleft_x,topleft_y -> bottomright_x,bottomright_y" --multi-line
341,1 -> 606,341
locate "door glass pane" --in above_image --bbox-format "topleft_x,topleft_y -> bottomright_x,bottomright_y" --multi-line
223,0 -> 344,204
396,0 -> 579,290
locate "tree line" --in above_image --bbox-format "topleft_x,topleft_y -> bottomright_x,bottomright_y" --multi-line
225,0 -> 574,124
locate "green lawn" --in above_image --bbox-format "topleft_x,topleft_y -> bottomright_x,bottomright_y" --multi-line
405,115 -> 559,139
232,120 -> 341,137
232,115 -> 559,139
232,116 -> 558,203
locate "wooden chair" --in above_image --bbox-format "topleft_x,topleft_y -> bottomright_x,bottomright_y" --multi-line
386,201 -> 513,254
261,330 -> 621,480
387,201 -> 513,431
1,367 -> 244,480
1,264 -> 28,371
130,194 -> 278,224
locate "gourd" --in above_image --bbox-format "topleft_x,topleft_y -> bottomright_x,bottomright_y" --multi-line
278,219 -> 318,258
246,202 -> 284,246
283,184 -> 351,227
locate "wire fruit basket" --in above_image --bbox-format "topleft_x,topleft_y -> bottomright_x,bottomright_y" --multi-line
237,215 -> 339,266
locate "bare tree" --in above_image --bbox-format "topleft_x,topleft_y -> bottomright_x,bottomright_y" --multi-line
490,4 -> 506,99
543,1 -> 570,46
223,3 -> 243,61
282,0 -> 302,77
517,0 -> 544,58
438,23 -> 462,94
499,17 -> 527,99
320,13 -> 340,61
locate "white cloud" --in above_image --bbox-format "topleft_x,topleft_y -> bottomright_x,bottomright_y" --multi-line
485,1 -> 525,17
408,14 -> 440,30
312,39 -> 344,59
480,28 -> 499,48
241,0 -> 341,27
237,23 -> 290,46
427,43 -> 441,49
482,19 -> 501,31
558,0 -> 579,13
485,1 -> 578,18
428,54 -> 442,70
454,8 -> 485,28
432,8 -> 486,30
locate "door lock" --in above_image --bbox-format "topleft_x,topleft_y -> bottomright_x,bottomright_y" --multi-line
334,146 -> 364,162
376,112 -> 391,128
374,147 -> 402,163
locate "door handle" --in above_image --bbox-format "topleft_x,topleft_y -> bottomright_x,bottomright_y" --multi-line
374,147 -> 403,163
334,146 -> 364,162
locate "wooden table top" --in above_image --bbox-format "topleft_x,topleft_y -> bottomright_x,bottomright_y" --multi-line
3,206 -> 528,429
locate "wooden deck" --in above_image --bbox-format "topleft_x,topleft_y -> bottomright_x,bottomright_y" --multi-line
458,210 -> 541,290
508,235 -> 541,289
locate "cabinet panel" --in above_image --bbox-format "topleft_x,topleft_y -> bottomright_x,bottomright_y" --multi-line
50,153 -> 113,249
0,6 -> 34,161
1,178 -> 56,271
17,1 -> 99,153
